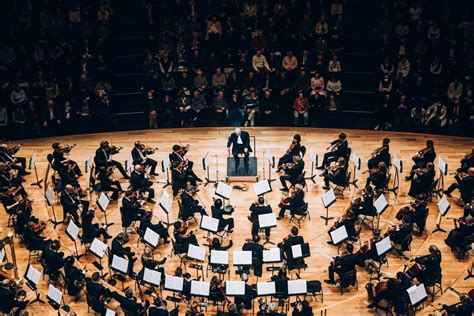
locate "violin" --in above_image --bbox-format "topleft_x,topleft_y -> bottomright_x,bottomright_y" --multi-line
371,146 -> 386,158
362,166 -> 380,175
413,147 -> 430,160
460,152 -> 474,163
286,141 -> 298,154
140,143 -> 159,155
328,139 -> 344,152
395,201 -> 420,220
5,144 -> 21,155
59,144 -> 77,153
330,213 -> 351,231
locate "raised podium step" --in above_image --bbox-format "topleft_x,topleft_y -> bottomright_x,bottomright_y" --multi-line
226,157 -> 258,182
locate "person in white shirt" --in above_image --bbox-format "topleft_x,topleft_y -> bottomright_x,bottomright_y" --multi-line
252,50 -> 271,73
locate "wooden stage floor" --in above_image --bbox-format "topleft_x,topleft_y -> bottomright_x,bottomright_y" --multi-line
2,127 -> 474,315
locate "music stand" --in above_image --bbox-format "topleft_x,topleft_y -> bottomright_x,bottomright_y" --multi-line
233,250 -> 252,271
436,157 -> 448,197
105,309 -> 116,316
258,213 -> 277,245
97,192 -> 113,227
373,193 -> 389,230
305,151 -> 318,184
202,151 -> 216,187
190,280 -> 210,297
253,179 -> 272,198
256,281 -> 276,296
164,275 -> 184,292
90,238 -> 108,276
432,195 -> 450,233
47,284 -> 63,311
372,236 -> 392,281
263,151 -> 276,183
45,186 -> 61,227
329,225 -> 348,254
263,248 -> 282,274
215,181 -> 232,202
124,155 -> 133,174
65,220 -> 82,258
143,228 -> 160,248
111,254 -> 129,275
406,284 -> 428,310
388,157 -> 402,195
209,250 -> 229,278
200,215 -> 219,236
321,189 -> 336,225
290,243 -> 310,259
187,244 -> 206,279
143,267 -> 162,287
159,156 -> 171,188
287,279 -> 307,295
29,153 -> 43,188
225,281 -> 245,296
159,190 -> 172,225
25,265 -> 45,304
349,153 -> 361,188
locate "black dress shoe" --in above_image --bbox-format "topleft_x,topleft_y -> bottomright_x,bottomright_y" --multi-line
322,186 -> 330,190
150,172 -> 159,176
280,188 -> 289,192
316,166 -> 325,170
147,198 -> 156,204
324,279 -> 335,285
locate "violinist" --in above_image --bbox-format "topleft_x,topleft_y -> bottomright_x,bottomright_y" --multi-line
0,186 -> 28,215
234,273 -> 255,311
444,167 -> 473,205
385,215 -> 413,252
321,157 -> 348,190
408,162 -> 435,197
209,275 -> 226,304
60,184 -> 89,223
85,272 -> 116,314
0,143 -> 29,176
130,164 -> 155,203
365,161 -> 388,191
115,288 -> 149,316
171,158 -> 197,197
170,144 -> 202,182
396,194 -> 429,234
64,256 -> 85,298
22,220 -> 53,252
354,186 -> 377,217
41,239 -> 66,282
444,212 -> 474,253
317,132 -> 349,169
242,235 -> 264,277
277,183 -> 305,220
139,247 -> 166,279
132,141 -> 158,176
173,220 -> 199,253
121,190 -> 146,226
59,160 -> 81,187
179,185 -> 207,221
148,296 -> 178,316
249,196 -> 273,239
367,138 -> 391,170
324,243 -> 358,285
0,279 -> 28,315
51,142 -> 81,174
270,266 -> 289,306
357,229 -> 383,266
211,198 -> 235,232
411,245 -> 442,285
279,155 -> 305,192
13,202 -> 33,235
406,139 -> 436,180
139,211 -> 170,244
463,202 -> 473,218
277,134 -> 303,170
278,227 -> 306,269
97,165 -> 123,201
81,209 -> 112,243
327,209 -> 358,244
110,233 -> 137,278
367,272 -> 412,313
442,292 -> 473,316
457,148 -> 474,173
0,162 -> 26,189
94,141 -> 129,179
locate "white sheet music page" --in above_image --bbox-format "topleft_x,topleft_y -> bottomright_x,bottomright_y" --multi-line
143,267 -> 161,286
105,309 -> 116,316
374,193 -> 388,214
226,281 -> 245,295
144,227 -> 160,247
210,250 -> 229,265
233,250 -> 252,265
45,186 -> 54,205
187,244 -> 206,261
90,238 -> 107,258
159,190 -> 172,214
291,244 -> 303,258
190,280 -> 210,296
330,225 -> 348,244
215,181 -> 232,200
375,236 -> 392,256
258,213 -> 277,228
437,195 -> 450,216
26,265 -> 41,285
47,284 -> 63,304
201,215 -> 219,232
253,179 -> 271,196
97,192 -> 110,211
66,220 -> 80,240
288,279 -> 307,295
111,255 -> 129,274
321,189 -> 336,208
263,248 -> 281,263
164,275 -> 184,291
257,281 -> 276,295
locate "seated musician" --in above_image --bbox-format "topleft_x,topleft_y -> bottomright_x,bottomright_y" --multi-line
271,266 -> 289,303
173,220 -> 199,253
139,247 -> 166,279
277,134 -> 303,170
408,162 -> 435,197
242,235 -> 264,277
457,148 -> 474,173
174,266 -> 192,299
13,202 -> 33,235
1,187 -> 28,215
170,144 -> 202,182
115,288 -> 149,316
277,183 -> 305,220
321,157 -> 348,190
406,139 -> 436,180
121,190 -> 146,226
0,279 -> 29,315
41,239 -> 65,281
442,293 -> 473,316
387,215 -> 414,252
278,226 -> 306,269
209,275 -> 226,303
139,211 -> 170,244
0,143 -> 29,175
249,197 -> 273,240
234,273 -> 255,311
279,155 -> 305,192
444,167 -> 474,205
97,165 -> 123,201
227,128 -> 252,173
444,215 -> 474,252
412,245 -> 442,285
355,186 -> 377,217
171,159 -> 196,197
110,232 -> 137,278
396,194 -> 429,233
148,296 -> 178,316
211,198 -> 235,232
132,141 -> 158,176
292,300 -> 313,316
64,256 -> 85,298
86,272 -> 116,314
59,161 -> 81,188
367,138 -> 391,169
51,142 -> 81,174
357,229 -> 383,266
317,132 -> 349,169
365,161 -> 388,191
464,202 -> 474,218
94,141 -> 129,179
324,243 -> 358,285
22,220 -> 53,251
179,185 -> 207,221
0,162 -> 26,189
327,209 -> 358,245
61,184 -> 89,223
130,165 -> 155,203
367,272 -> 412,313
209,238 -> 233,274
81,209 -> 112,242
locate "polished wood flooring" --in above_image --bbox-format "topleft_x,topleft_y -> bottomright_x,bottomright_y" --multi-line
2,127 -> 474,315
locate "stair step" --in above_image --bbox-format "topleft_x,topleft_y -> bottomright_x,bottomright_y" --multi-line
342,91 -> 377,112
113,73 -> 143,94
341,72 -> 377,92
112,93 -> 144,113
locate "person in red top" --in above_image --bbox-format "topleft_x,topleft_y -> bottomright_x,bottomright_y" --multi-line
293,92 -> 309,126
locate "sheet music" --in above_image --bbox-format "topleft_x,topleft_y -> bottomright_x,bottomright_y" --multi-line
187,244 -> 206,262
29,153 -> 36,169
85,156 -> 92,173
125,154 -> 133,172
310,151 -> 318,163
210,250 -> 229,265
164,275 -> 184,291
233,250 -> 252,265
47,284 -> 63,304
66,220 -> 80,240
375,236 -> 392,256
394,157 -> 402,172
288,279 -> 307,295
263,248 -> 281,263
329,225 -> 348,244
374,194 -> 388,214
215,181 -> 232,200
0,248 -> 4,262
253,179 -> 272,196
258,213 -> 277,228
291,244 -> 303,258
226,281 -> 245,295
159,189 -> 172,214
321,189 -> 336,208
26,265 -> 41,285
407,284 -> 427,305
257,281 -> 276,295
105,309 -> 116,316
90,238 -> 107,258
437,195 -> 450,216
266,151 -> 274,166
111,255 -> 129,274
201,215 -> 219,232
143,228 -> 160,247
352,153 -> 361,170
97,192 -> 110,211
437,156 -> 447,175
202,151 -> 211,170
190,280 -> 210,296
143,267 -> 161,286
45,186 -> 54,206
162,155 -> 170,171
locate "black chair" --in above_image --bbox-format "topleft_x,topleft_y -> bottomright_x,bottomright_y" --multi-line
425,276 -> 443,302
338,269 -> 358,295
119,207 -> 138,234
333,172 -> 351,197
306,280 -> 323,303
300,146 -> 307,157
289,202 -> 310,228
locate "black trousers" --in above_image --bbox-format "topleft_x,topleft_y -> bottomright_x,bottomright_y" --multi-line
110,160 -> 128,177
322,152 -> 339,167
233,147 -> 249,168
251,221 -> 270,237
144,158 -> 158,174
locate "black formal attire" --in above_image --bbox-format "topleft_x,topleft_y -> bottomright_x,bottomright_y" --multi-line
59,164 -> 80,188
22,229 -> 51,251
324,165 -> 348,187
60,190 -> 89,222
321,139 -> 349,167
458,153 -> 474,173
169,151 -> 199,182
227,131 -> 252,170
98,167 -> 123,200
242,240 -> 264,277
82,216 -> 109,243
65,262 -> 84,296
410,148 -> 436,172
180,191 -> 206,221
115,294 -> 148,316
121,196 -> 145,227
0,284 -> 28,314
52,150 -> 81,174
132,147 -> 157,174
409,202 -> 429,232
366,169 -> 387,190
445,174 -> 473,205
139,218 -> 170,242
249,203 -> 273,237
390,222 -> 414,251
278,143 -> 302,167
94,146 -> 128,178
445,222 -> 474,251
234,282 -> 255,310
41,248 -> 65,278
0,151 -> 27,175
86,278 -> 114,314
171,167 -> 196,197
367,145 -> 390,169
110,237 -> 136,277
327,253 -> 358,282
173,228 -> 198,253
130,170 -> 154,200
278,190 -> 305,218
278,235 -> 305,269
408,168 -> 435,196
211,205 -> 234,231
443,300 -> 473,316
414,251 -> 442,284
279,160 -> 305,191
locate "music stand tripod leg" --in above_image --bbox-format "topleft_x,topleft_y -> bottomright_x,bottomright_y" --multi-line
320,207 -> 334,226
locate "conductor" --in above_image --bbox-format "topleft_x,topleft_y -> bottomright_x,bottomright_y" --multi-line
227,128 -> 252,173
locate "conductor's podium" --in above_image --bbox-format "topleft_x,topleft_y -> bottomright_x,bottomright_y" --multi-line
226,157 -> 258,182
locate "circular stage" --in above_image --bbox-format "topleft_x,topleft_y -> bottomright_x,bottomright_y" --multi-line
4,127 -> 474,315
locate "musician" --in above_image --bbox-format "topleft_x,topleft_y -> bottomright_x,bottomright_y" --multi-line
173,267 -> 192,299
279,155 -> 305,192
396,194 -> 429,234
387,215 -> 413,252
171,159 -> 197,197
367,272 -> 412,313
211,198 -> 234,232
464,203 -> 474,218
271,266 -> 289,303
457,148 -> 474,173
442,293 -> 473,316
81,209 -> 112,242
64,256 -> 85,297
242,235 -> 264,277
367,138 -> 391,169
249,196 -> 273,239
324,243 -> 358,285
173,220 -> 199,253
317,132 -> 349,169
110,232 -> 137,278
277,184 -> 306,220
85,272 -> 116,314
22,220 -> 52,251
131,141 -> 158,176
115,288 -> 149,316
60,184 -> 89,223
292,300 -> 313,316
121,190 -> 146,227
1,187 -> 28,215
0,144 -> 29,176
278,226 -> 306,269
179,186 -> 207,221
0,162 -> 26,189
59,160 -> 81,187
209,275 -> 226,303
227,128 -> 252,173
444,215 -> 474,253
94,141 -> 129,179
41,239 -> 65,281
406,139 -> 436,180
277,134 -> 303,170
130,165 -> 156,203
139,211 -> 170,244
234,273 -> 255,311
365,161 -> 388,190
357,229 -> 383,265
170,144 -> 202,182
139,247 -> 166,279
354,186 -> 377,217
0,279 -> 28,315
412,245 -> 442,285
51,142 -> 81,174
321,157 -> 348,190
444,167 -> 474,205
328,209 -> 358,244
408,162 -> 435,197
148,296 -> 178,316
97,165 -> 123,201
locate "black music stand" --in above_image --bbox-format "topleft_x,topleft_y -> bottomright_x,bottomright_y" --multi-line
321,189 -> 336,225
202,151 -> 217,187
263,151 -> 276,183
29,153 -> 43,188
158,157 -> 172,188
97,192 -> 113,228
435,157 -> 448,197
432,195 -> 450,233
45,186 -> 62,227
25,265 -> 45,304
305,152 -> 318,184
65,220 -> 84,258
348,154 -> 360,188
